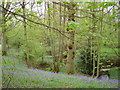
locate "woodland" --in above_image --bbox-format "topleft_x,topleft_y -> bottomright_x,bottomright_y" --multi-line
0,0 -> 120,88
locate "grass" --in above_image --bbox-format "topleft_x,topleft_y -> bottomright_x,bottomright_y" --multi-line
2,56 -> 120,88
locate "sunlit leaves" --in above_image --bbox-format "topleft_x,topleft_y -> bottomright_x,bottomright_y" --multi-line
64,21 -> 79,30
86,2 -> 95,4
14,8 -> 22,13
0,16 -> 6,20
87,2 -> 117,9
63,51 -> 67,56
72,3 -> 80,7
113,23 -> 119,28
98,2 -> 117,8
63,2 -> 69,5
98,15 -> 104,19
88,32 -> 103,38
87,5 -> 98,9
37,1 -> 42,4
48,8 -> 58,13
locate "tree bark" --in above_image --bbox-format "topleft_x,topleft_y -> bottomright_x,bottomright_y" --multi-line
52,2 -> 59,73
58,2 -> 62,62
66,2 -> 76,74
96,8 -> 103,78
22,0 -> 29,64
1,2 -> 9,56
90,3 -> 97,78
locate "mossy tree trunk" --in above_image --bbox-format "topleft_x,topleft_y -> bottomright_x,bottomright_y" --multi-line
66,2 -> 76,74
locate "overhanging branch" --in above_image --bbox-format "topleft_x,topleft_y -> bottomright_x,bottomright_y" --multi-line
0,5 -> 71,40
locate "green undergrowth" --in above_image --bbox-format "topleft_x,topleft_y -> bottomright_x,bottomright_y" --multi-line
101,47 -> 119,59
2,56 -> 120,88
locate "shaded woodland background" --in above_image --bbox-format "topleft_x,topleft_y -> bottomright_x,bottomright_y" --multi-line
0,1 -> 120,81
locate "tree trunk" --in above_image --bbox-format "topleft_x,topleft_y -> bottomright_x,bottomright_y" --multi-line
66,2 -> 76,74
22,0 -> 29,64
96,8 -> 103,78
90,3 -> 98,78
58,2 -> 62,63
1,2 -> 8,56
52,2 -> 59,73
47,2 -> 59,73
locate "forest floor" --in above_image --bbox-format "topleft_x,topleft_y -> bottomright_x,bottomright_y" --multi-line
2,56 -> 120,88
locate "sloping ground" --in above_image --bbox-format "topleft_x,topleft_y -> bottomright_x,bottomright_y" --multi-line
2,56 -> 120,88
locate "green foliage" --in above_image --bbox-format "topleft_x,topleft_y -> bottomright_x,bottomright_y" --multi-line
63,2 -> 69,5
63,51 -> 67,56
0,16 -> 6,20
48,8 -> 57,12
75,48 -> 97,75
65,21 -> 79,30
98,2 -> 117,8
88,32 -> 103,38
45,67 -> 52,71
87,2 -> 117,9
20,41 -> 46,65
37,1 -> 42,4
14,8 -> 22,13
108,67 -> 120,80
101,47 -> 119,59
59,63 -> 66,73
87,5 -> 98,9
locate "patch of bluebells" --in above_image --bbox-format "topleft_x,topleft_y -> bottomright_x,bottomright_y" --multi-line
2,57 -> 120,88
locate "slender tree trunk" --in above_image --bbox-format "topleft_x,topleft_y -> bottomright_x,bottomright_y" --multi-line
0,5 -> 2,45
22,0 -> 29,64
52,2 -> 59,73
96,8 -> 103,78
47,2 -> 51,47
90,4 -> 97,78
59,2 -> 63,63
47,2 -> 59,73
